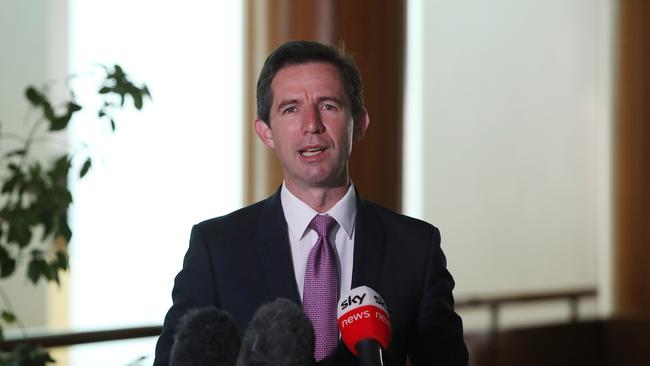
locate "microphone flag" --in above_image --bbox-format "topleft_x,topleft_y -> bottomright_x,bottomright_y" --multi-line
337,286 -> 391,355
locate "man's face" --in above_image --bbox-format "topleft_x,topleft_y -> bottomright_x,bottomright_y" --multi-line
255,62 -> 369,191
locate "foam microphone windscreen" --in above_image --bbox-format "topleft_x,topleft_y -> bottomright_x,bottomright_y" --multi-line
236,298 -> 315,366
337,286 -> 391,355
170,306 -> 241,366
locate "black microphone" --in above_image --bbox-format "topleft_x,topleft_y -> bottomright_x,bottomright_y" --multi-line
170,306 -> 241,366
236,298 -> 315,366
337,286 -> 392,366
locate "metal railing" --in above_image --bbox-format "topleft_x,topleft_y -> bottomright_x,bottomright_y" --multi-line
0,326 -> 161,350
456,287 -> 597,333
0,287 -> 597,350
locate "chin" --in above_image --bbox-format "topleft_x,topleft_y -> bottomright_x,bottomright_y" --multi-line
307,174 -> 348,188
288,166 -> 347,188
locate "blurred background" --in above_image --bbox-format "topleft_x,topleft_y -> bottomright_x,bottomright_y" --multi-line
0,0 -> 648,365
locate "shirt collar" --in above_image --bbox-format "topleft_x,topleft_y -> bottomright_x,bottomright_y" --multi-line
281,183 -> 357,240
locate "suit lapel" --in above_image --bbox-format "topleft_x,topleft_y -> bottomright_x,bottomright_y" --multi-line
254,190 -> 301,304
351,193 -> 386,291
250,190 -> 386,314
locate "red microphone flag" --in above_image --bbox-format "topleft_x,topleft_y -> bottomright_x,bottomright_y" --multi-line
337,286 -> 391,355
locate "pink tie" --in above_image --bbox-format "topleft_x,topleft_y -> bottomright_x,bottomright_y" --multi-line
303,214 -> 339,361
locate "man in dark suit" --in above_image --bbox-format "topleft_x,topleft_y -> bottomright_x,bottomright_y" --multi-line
154,40 -> 468,366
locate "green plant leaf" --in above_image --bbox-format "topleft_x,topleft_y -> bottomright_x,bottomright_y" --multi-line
10,344 -> 55,365
27,258 -> 47,284
1,175 -> 19,194
48,102 -> 80,131
7,214 -> 33,248
132,90 -> 143,109
69,102 -> 82,113
49,118 -> 67,131
24,86 -> 45,106
50,155 -> 72,178
31,249 -> 44,258
0,246 -> 16,278
56,221 -> 72,243
1,311 -> 16,324
54,250 -> 68,271
79,158 -> 92,178
42,103 -> 57,125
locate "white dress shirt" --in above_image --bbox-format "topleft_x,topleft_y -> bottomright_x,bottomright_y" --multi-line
280,183 -> 356,302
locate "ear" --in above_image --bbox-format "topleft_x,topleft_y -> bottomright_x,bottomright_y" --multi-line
254,118 -> 275,149
352,109 -> 370,142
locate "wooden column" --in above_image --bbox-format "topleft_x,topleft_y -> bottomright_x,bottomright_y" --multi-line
247,0 -> 405,212
337,1 -> 405,213
614,0 -> 650,317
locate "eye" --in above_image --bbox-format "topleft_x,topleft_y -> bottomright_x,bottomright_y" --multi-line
321,104 -> 337,111
282,106 -> 297,114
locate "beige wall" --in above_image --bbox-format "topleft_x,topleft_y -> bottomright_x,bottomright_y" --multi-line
405,0 -> 615,329
0,0 -> 69,331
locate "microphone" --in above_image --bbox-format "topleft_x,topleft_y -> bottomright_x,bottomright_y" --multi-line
236,298 -> 315,366
169,306 -> 241,366
337,286 -> 391,366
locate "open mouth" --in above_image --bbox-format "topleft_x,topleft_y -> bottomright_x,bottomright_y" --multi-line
300,147 -> 326,157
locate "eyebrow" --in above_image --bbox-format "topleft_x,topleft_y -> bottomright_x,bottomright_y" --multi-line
275,96 -> 345,112
276,99 -> 300,112
317,96 -> 344,106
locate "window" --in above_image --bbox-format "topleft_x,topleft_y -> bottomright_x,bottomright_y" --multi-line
69,1 -> 244,363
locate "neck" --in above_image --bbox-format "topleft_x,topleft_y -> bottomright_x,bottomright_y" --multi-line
285,180 -> 350,213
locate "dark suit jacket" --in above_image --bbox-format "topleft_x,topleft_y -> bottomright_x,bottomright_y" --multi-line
154,190 -> 468,366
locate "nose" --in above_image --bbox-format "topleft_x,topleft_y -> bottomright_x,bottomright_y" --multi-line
303,106 -> 325,134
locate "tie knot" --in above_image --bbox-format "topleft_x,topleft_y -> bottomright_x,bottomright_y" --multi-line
309,214 -> 337,238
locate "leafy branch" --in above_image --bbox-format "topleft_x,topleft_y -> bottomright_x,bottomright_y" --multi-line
0,64 -> 150,365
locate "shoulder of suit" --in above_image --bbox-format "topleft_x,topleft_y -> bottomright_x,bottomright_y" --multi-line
194,198 -> 269,231
361,199 -> 440,236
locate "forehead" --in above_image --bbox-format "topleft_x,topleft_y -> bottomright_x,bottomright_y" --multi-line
270,62 -> 346,102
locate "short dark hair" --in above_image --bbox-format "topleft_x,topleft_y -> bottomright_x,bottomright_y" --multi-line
256,40 -> 364,125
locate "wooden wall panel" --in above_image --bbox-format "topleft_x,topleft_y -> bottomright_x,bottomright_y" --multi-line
337,0 -> 405,212
614,0 -> 650,316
